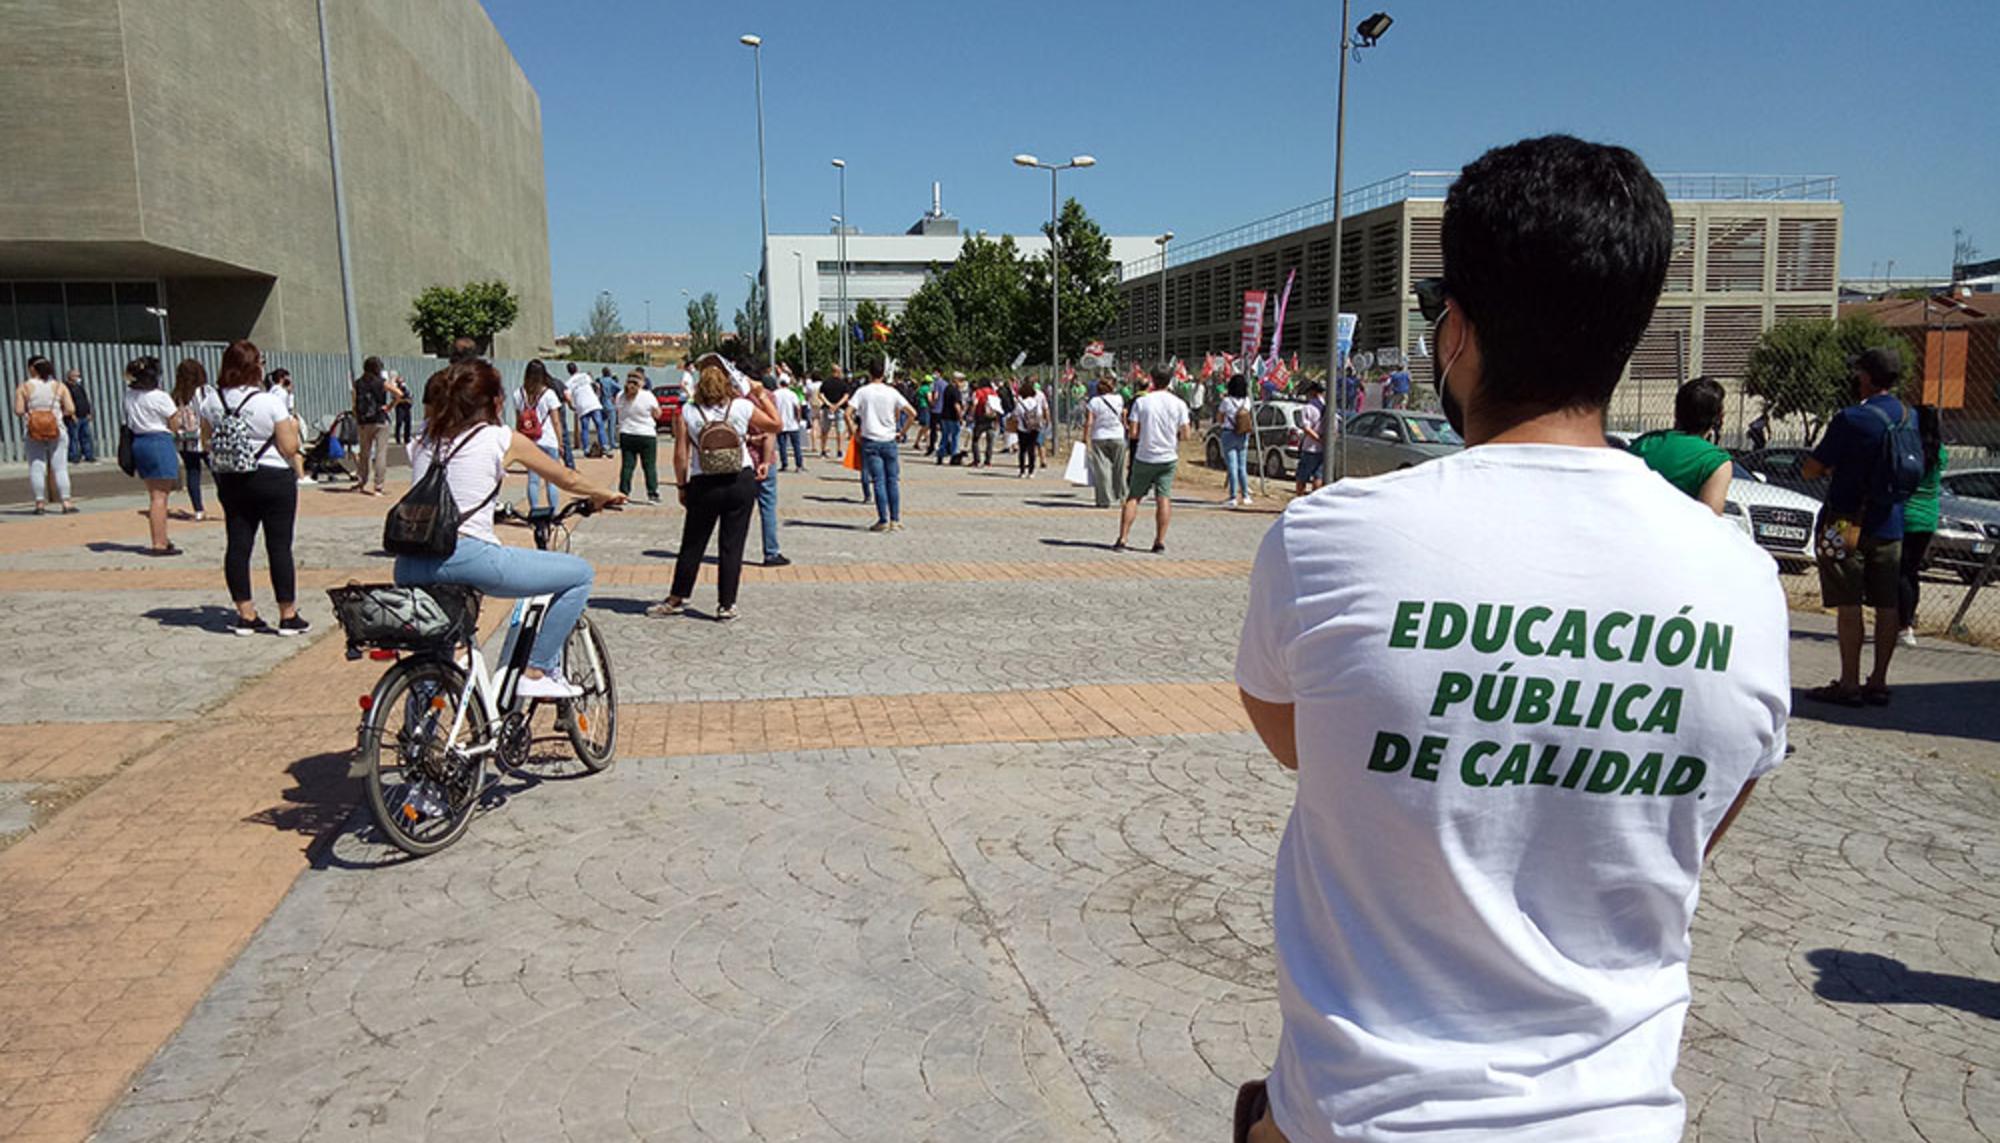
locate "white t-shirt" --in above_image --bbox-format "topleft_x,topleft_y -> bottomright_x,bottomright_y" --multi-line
615,390 -> 659,437
682,399 -> 754,475
1013,392 -> 1049,433
410,425 -> 512,547
566,373 -> 603,416
509,387 -> 563,450
806,378 -> 823,407
1129,389 -> 1189,464
197,388 -> 293,470
123,388 -> 177,435
775,388 -> 807,433
1217,395 -> 1253,435
1086,393 -> 1126,441
849,382 -> 914,443
279,385 -> 297,414
1300,399 -> 1327,454
1235,445 -> 1791,1143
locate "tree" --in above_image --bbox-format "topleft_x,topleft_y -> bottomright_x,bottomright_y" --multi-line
1022,198 -> 1122,368
777,312 -> 840,376
686,292 -> 724,357
407,279 -> 520,355
892,272 -> 962,371
1743,313 -> 1912,443
568,291 -> 626,363
851,298 -> 891,373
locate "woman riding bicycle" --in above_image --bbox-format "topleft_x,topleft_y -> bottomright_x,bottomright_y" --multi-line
394,359 -> 623,700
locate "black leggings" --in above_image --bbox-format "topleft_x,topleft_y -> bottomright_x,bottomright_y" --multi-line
214,467 -> 298,604
671,469 -> 756,608
1899,531 -> 1934,628
1018,430 -> 1041,474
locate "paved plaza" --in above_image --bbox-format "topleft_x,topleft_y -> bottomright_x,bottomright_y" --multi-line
0,445 -> 1995,1142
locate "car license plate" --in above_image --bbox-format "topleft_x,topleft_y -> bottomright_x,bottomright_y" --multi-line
1977,541 -> 1995,556
1756,524 -> 1809,543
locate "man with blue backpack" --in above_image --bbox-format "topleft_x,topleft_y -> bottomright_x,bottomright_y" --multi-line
1802,346 -> 1925,707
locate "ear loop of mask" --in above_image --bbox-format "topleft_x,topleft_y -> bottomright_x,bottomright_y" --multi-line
1437,304 -> 1466,390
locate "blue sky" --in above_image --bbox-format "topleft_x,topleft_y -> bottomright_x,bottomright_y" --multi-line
483,0 -> 2000,335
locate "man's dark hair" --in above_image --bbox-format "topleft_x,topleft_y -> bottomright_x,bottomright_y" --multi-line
1442,134 -> 1673,419
1227,374 -> 1249,399
1150,364 -> 1173,390
867,359 -> 885,380
1673,377 -> 1725,435
1851,347 -> 1900,391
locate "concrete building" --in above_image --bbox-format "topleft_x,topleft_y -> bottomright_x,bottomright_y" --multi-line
1111,172 -> 1843,413
765,186 -> 1159,348
0,0 -> 552,358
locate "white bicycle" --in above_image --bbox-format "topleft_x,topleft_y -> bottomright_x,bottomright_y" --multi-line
336,499 -> 618,856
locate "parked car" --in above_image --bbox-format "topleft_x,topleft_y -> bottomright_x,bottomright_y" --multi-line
650,383 -> 685,427
1338,410 -> 1464,478
1930,491 -> 2000,584
1720,463 -> 1820,573
1939,466 -> 2000,504
1204,398 -> 1308,479
1733,446 -> 1829,500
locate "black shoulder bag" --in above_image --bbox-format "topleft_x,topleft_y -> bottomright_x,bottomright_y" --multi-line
382,429 -> 498,558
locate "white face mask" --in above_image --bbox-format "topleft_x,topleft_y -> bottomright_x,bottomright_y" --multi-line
1436,304 -> 1469,436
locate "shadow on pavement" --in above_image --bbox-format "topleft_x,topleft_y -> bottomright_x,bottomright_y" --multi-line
141,605 -> 240,632
1806,949 -> 2000,1019
1040,538 -> 1119,552
1792,679 -> 2000,744
784,520 -> 867,532
245,749 -> 359,841
589,596 -> 660,615
88,541 -> 165,555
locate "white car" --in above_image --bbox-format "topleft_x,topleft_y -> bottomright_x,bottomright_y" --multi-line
1722,463 -> 1820,572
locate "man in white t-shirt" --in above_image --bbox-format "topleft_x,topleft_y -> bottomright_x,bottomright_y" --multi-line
773,379 -> 808,472
1231,136 -> 1790,1143
565,363 -> 607,459
847,360 -> 915,532
1113,365 -> 1189,553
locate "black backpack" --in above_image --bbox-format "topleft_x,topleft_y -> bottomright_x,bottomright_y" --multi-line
1865,401 -> 1926,507
383,429 -> 497,557
354,378 -> 386,422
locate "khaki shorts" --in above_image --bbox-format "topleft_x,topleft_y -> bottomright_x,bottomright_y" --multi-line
1128,459 -> 1177,502
1819,534 -> 1901,609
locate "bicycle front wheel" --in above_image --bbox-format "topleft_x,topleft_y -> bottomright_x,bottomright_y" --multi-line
360,657 -> 488,856
560,616 -> 618,771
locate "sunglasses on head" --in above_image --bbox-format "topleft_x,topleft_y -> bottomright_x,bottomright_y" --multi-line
1414,277 -> 1449,325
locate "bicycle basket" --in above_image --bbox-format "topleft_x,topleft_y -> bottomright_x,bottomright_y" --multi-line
327,583 -> 481,652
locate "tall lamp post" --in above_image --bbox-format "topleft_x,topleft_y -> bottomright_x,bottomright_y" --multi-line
792,250 -> 809,376
1155,231 -> 1174,366
742,272 -> 761,354
831,159 -> 849,373
740,34 -> 775,367
315,0 -> 363,378
1325,8 -> 1393,387
1013,153 -> 1096,406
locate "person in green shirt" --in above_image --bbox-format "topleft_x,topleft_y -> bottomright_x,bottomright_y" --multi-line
1628,376 -> 1732,514
1896,404 -> 1945,647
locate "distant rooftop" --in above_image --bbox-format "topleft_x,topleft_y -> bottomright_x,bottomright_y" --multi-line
1127,171 -> 1840,278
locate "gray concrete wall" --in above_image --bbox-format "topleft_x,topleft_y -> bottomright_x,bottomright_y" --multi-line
0,0 -> 552,358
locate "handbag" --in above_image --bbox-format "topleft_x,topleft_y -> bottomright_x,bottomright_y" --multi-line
842,432 -> 862,472
117,425 -> 137,476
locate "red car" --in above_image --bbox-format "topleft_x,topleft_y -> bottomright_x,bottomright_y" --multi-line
650,384 -> 685,427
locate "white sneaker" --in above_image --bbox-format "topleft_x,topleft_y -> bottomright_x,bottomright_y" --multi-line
517,672 -> 583,700
1897,628 -> 1917,648
297,476 -> 316,486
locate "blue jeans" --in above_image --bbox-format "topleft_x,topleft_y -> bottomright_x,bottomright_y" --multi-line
934,419 -> 960,460
395,538 -> 593,673
862,439 -> 901,523
1222,432 -> 1249,500
527,444 -> 561,512
575,409 -> 608,454
68,415 -> 95,462
758,468 -> 781,559
780,428 -> 806,470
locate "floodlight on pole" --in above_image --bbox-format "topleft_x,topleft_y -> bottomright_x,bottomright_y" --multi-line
1014,152 -> 1099,413
832,159 -> 850,373
1355,12 -> 1393,45
1155,232 -> 1174,366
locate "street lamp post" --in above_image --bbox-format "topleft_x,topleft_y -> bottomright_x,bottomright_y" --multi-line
1327,7 -> 1392,481
792,250 -> 809,376
741,34 -> 774,367
1013,153 -> 1096,423
1155,231 -> 1174,366
143,305 -> 169,365
315,0 -> 363,378
742,272 -> 760,353
831,159 -> 848,373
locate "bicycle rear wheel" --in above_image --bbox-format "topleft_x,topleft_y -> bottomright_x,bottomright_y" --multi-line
360,657 -> 488,855
560,616 -> 618,771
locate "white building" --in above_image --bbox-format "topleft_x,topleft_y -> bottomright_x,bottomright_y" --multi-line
764,185 -> 1159,351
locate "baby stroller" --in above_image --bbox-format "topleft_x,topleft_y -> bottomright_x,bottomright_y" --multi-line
302,411 -> 358,480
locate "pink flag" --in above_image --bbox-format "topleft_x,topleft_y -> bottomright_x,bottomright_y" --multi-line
1267,269 -> 1298,362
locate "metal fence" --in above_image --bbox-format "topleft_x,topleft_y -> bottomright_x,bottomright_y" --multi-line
0,339 -> 638,464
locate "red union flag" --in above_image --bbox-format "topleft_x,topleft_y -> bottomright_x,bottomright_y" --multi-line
1239,291 -> 1268,361
1085,340 -> 1106,359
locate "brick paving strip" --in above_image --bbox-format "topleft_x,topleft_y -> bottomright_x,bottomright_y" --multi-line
0,558 -> 1252,594
0,623 -> 1248,1141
